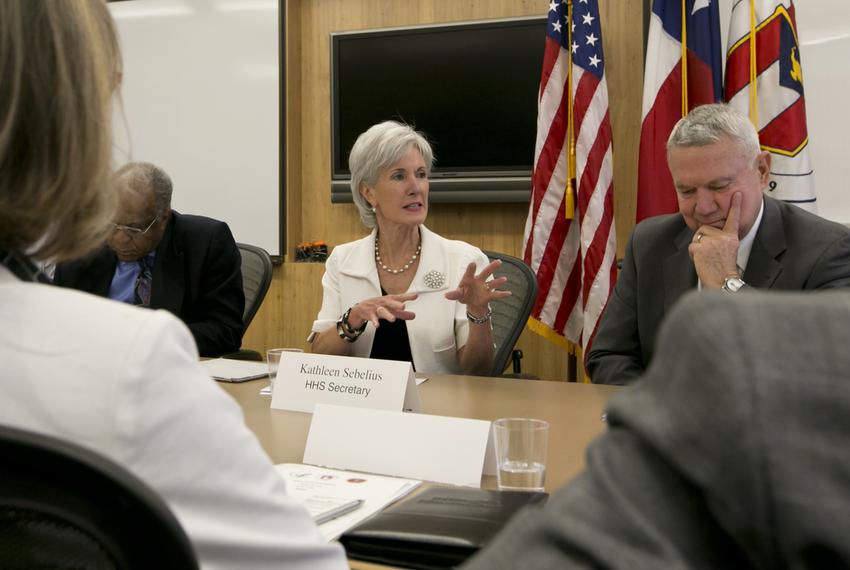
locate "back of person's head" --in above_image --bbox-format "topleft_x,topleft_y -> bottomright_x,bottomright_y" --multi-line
115,162 -> 174,215
0,0 -> 122,263
349,120 -> 433,228
667,103 -> 761,161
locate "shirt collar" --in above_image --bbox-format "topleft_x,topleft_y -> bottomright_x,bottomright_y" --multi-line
117,251 -> 156,268
737,197 -> 764,272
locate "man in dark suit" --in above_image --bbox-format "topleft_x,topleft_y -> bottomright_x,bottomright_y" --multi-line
588,104 -> 850,385
466,290 -> 850,569
54,162 -> 245,357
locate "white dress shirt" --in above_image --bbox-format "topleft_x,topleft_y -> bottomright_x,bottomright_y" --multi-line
0,265 -> 346,570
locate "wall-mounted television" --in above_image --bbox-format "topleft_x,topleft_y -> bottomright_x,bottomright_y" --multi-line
330,16 -> 546,203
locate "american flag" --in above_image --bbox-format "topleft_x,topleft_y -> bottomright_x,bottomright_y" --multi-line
522,0 -> 617,360
725,0 -> 815,211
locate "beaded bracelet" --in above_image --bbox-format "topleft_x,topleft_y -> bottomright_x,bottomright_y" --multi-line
466,308 -> 493,325
337,307 -> 366,342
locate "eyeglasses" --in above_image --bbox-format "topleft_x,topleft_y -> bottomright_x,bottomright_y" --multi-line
112,215 -> 159,237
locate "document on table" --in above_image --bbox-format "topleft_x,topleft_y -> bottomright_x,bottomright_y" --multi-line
276,463 -> 421,541
201,358 -> 268,383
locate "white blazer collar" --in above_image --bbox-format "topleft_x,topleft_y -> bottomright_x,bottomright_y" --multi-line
340,229 -> 379,279
338,226 -> 451,294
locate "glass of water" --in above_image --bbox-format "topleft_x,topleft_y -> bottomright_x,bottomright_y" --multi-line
266,348 -> 303,393
492,418 -> 549,492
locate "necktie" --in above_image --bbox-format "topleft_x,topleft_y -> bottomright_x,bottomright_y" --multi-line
134,256 -> 152,306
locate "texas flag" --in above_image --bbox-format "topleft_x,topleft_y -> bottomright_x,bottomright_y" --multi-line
725,0 -> 815,212
636,0 -> 723,222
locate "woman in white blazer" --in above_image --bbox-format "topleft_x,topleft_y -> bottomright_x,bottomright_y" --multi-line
0,3 -> 345,569
310,121 -> 510,375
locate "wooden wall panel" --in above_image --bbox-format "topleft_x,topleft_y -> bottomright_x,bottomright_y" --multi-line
243,0 -> 644,381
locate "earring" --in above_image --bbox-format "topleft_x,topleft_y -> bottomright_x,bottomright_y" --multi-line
370,206 -> 376,213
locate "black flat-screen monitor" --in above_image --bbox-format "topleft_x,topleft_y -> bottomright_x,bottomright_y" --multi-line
330,17 -> 546,203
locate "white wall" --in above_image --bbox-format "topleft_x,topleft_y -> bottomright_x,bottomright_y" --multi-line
110,0 -> 281,255
794,0 -> 850,224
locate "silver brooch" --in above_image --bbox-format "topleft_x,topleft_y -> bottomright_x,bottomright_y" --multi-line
423,270 -> 446,289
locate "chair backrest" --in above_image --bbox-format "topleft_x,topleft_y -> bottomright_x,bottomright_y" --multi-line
237,243 -> 273,329
483,251 -> 538,376
0,425 -> 198,569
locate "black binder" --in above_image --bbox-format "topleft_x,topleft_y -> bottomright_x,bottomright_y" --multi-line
340,486 -> 547,569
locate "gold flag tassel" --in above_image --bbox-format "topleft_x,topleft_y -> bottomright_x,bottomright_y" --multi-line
564,0 -> 576,220
681,0 -> 688,117
749,0 -> 758,128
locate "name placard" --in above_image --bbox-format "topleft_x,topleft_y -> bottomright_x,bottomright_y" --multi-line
304,404 -> 492,487
271,353 -> 420,413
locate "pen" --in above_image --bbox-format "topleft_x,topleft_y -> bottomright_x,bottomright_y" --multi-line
314,499 -> 364,525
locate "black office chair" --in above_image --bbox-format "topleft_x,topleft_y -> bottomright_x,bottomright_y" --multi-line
223,243 -> 274,361
0,424 -> 198,569
483,251 -> 538,376
237,243 -> 274,329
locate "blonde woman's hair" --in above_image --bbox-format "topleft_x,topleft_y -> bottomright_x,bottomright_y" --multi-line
0,0 -> 122,262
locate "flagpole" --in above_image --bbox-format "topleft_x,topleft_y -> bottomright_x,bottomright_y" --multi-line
681,0 -> 688,116
749,0 -> 758,128
565,0 -> 576,220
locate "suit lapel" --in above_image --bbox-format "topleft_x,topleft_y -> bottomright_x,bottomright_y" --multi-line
150,216 -> 184,312
744,197 -> 785,288
91,251 -> 118,297
663,225 -> 698,313
339,229 -> 382,293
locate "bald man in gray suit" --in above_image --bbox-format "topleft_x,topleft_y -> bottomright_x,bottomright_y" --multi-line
465,290 -> 850,569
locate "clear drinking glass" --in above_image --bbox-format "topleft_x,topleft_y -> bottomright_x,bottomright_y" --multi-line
492,418 -> 549,492
266,348 -> 304,393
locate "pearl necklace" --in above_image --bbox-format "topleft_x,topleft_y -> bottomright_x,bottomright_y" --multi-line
375,237 -> 421,274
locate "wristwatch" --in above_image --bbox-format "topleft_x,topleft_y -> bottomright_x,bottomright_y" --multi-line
721,276 -> 746,293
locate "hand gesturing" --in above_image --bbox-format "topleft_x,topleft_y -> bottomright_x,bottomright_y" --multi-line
444,259 -> 511,315
348,293 -> 418,329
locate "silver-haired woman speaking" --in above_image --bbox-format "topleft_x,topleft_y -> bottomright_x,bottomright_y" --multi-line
310,121 -> 509,375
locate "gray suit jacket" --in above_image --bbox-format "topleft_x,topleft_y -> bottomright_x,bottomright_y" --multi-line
587,197 -> 850,385
465,290 -> 850,569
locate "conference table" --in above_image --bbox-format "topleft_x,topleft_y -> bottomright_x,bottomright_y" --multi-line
218,374 -> 619,493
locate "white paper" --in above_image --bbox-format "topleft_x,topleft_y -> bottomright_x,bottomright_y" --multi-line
304,404 -> 491,487
271,352 -> 419,413
200,358 -> 268,382
276,463 -> 421,541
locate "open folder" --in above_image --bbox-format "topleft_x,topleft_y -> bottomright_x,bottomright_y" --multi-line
200,358 -> 269,383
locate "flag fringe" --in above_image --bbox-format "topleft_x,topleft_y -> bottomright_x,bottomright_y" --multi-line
526,317 -> 578,354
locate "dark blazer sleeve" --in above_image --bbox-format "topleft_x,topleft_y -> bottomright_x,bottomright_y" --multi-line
52,248 -> 116,297
183,221 -> 245,357
586,227 -> 645,386
465,291 -> 850,570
